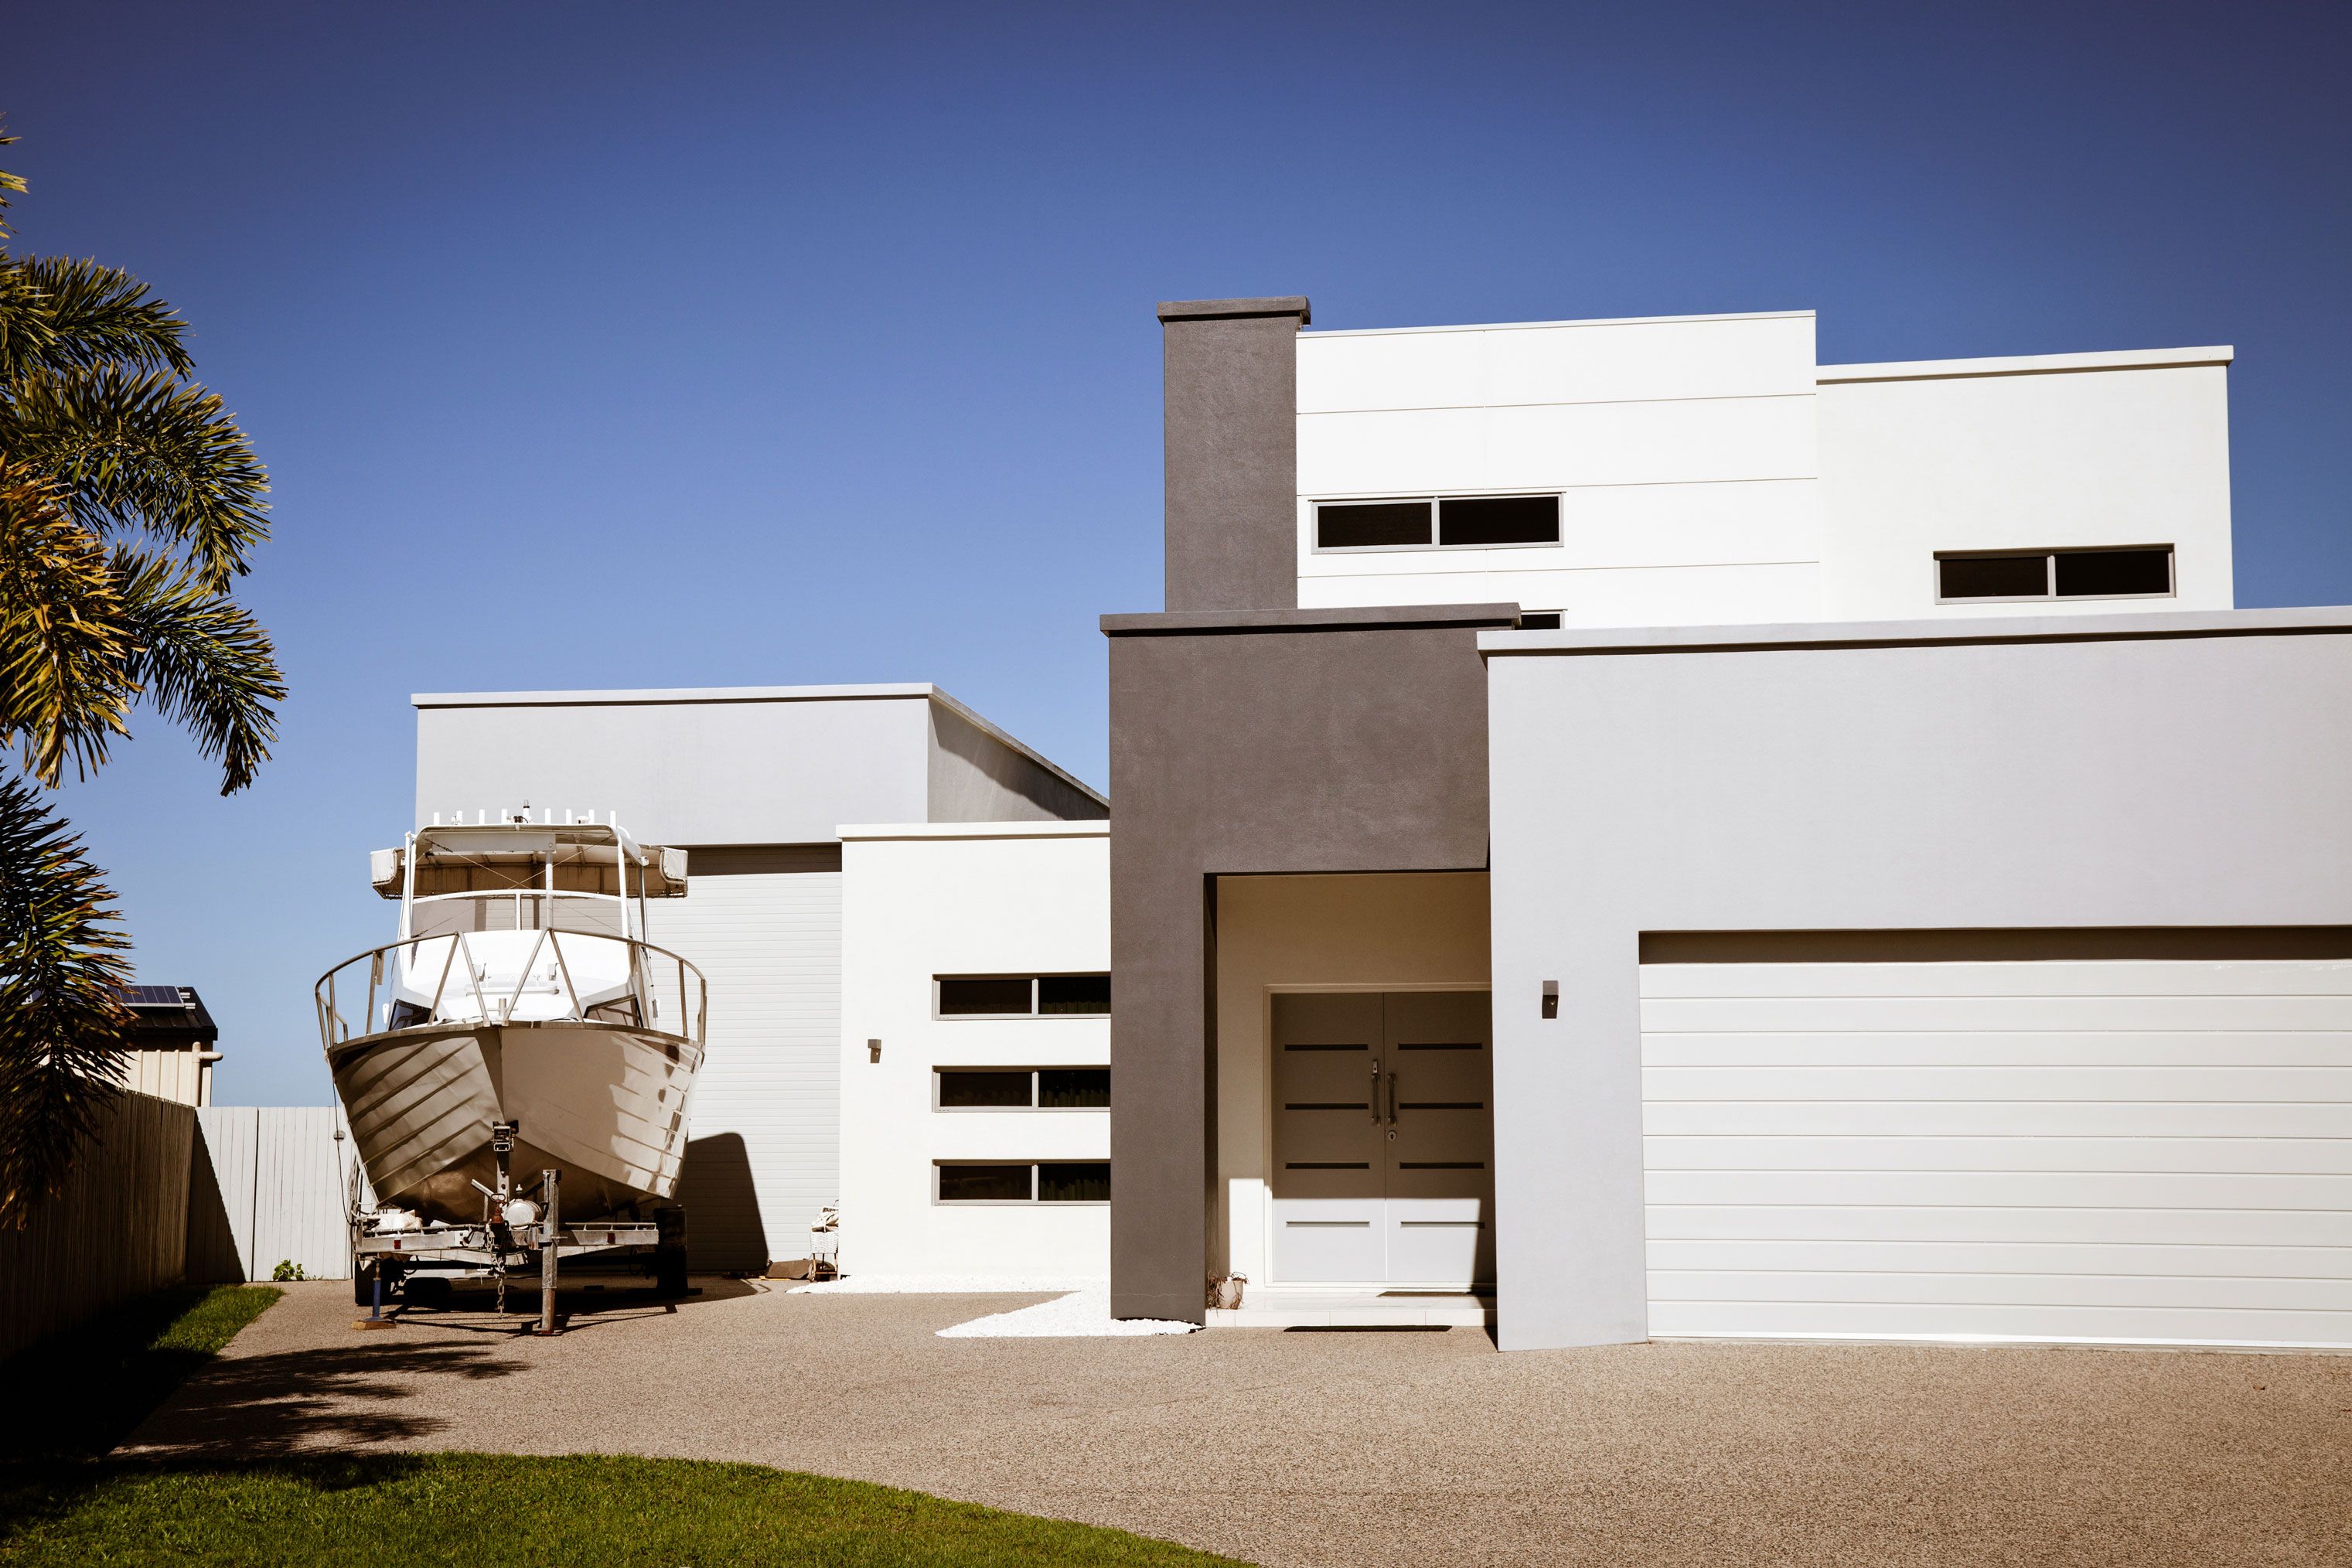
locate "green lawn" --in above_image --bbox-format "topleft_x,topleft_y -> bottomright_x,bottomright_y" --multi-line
0,1454 -> 1246,1566
0,1287 -> 1245,1566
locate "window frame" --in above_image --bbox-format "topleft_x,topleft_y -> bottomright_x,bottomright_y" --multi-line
1310,493 -> 1565,555
1933,544 -> 2176,605
931,1159 -> 1112,1206
932,1065 -> 1112,1112
932,973 -> 1111,1021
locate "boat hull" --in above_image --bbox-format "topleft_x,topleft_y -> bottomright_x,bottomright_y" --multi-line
329,1020 -> 700,1224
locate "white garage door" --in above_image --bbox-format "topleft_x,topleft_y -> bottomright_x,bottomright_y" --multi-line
1640,955 -> 2352,1348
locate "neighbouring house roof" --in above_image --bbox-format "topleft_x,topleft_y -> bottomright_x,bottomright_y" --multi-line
119,985 -> 218,1048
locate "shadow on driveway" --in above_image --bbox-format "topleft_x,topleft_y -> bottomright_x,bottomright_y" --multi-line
125,1341 -> 516,1458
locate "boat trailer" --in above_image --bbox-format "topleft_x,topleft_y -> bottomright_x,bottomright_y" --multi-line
352,1120 -> 684,1335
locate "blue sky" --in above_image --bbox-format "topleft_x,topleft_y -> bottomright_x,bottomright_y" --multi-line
9,2 -> 2349,1103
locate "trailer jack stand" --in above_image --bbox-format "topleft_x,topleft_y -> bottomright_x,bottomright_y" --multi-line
529,1167 -> 561,1337
351,1264 -> 397,1331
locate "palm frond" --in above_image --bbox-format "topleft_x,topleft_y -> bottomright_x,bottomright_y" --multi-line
0,775 -> 134,1229
0,257 -> 60,386
0,122 -> 22,240
0,364 -> 269,588
1,256 -> 193,380
0,462 -> 135,787
112,547 -> 285,795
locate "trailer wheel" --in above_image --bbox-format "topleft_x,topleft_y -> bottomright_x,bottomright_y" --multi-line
655,1245 -> 689,1297
352,1260 -> 377,1307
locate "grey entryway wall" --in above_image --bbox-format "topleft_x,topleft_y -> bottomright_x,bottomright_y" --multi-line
1103,603 -> 1513,1321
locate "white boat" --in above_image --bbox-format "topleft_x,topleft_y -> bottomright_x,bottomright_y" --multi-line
315,815 -> 708,1229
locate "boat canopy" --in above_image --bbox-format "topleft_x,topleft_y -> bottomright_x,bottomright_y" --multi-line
370,821 -> 689,900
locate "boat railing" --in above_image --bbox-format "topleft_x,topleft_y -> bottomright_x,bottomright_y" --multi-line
315,929 -> 708,1053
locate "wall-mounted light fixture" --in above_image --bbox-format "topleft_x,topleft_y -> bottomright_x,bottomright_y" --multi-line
867,1038 -> 882,1064
1541,981 -> 1558,1020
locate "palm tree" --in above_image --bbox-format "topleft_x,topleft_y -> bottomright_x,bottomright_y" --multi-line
0,124 -> 285,1225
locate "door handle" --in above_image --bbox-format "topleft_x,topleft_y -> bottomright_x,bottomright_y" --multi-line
1370,1058 -> 1382,1124
1386,1069 -> 1398,1126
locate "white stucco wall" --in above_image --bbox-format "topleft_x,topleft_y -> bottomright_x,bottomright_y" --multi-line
1818,349 -> 2234,620
1212,873 -> 1491,1283
837,823 -> 1111,1281
1295,312 -> 1822,626
1293,315 -> 2235,631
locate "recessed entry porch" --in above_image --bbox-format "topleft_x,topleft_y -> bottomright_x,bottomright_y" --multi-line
1212,872 -> 1493,1328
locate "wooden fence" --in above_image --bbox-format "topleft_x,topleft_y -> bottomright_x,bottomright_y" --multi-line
188,1106 -> 364,1283
0,1092 -> 196,1362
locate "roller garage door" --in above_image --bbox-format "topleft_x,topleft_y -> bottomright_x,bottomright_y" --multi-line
1639,945 -> 2352,1348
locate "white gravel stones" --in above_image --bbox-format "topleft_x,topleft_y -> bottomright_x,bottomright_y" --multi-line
936,1289 -> 1197,1338
786,1273 -> 1103,1295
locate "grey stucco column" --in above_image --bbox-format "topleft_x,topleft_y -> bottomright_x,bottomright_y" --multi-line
1157,298 -> 1310,615
1105,605 -> 1515,1324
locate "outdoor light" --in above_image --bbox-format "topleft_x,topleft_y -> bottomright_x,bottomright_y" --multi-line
1541,980 -> 1558,1020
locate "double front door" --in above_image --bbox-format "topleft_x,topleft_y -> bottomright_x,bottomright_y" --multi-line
1270,990 -> 1494,1287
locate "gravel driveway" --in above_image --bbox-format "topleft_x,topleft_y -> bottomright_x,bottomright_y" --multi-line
128,1280 -> 2352,1566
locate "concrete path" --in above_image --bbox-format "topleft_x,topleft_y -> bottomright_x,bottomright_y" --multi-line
129,1280 -> 2352,1566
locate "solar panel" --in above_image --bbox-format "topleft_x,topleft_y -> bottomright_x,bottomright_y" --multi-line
120,984 -> 189,1007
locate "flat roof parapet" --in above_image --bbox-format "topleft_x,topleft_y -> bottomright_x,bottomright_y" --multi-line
1103,603 -> 1520,637
1156,297 -> 1311,324
1478,605 -> 2352,658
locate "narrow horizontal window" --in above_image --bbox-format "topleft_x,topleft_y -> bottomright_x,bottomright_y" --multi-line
1938,545 -> 2174,602
1938,553 -> 2048,600
1314,496 -> 1565,552
1439,494 -> 1559,547
2056,546 -> 2172,597
937,977 -> 1036,1016
1517,611 -> 1562,630
1317,500 -> 1431,550
936,974 -> 1111,1017
937,1163 -> 1033,1202
1038,1067 -> 1110,1107
1037,974 -> 1111,1015
936,1161 -> 1112,1203
937,1070 -> 1034,1109
1038,1161 -> 1111,1202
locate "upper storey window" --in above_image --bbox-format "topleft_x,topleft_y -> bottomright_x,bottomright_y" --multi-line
1936,546 -> 2174,603
1316,495 -> 1561,552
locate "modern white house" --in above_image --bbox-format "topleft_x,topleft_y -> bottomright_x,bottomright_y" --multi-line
1110,298 -> 2348,1350
398,297 -> 2352,1353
